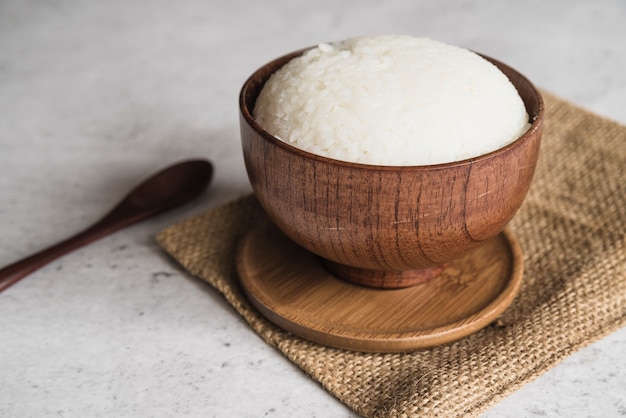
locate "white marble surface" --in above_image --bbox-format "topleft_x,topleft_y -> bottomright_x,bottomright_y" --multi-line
1,1 -> 625,417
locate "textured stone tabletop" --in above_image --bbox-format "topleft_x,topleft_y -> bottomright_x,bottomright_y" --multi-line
1,1 -> 625,417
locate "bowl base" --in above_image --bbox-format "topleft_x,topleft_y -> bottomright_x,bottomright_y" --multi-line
235,216 -> 524,353
321,259 -> 447,288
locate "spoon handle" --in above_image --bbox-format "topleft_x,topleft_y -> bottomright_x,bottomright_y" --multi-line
0,217 -> 125,293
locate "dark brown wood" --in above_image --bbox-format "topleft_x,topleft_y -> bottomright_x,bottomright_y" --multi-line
239,49 -> 543,288
0,160 -> 213,293
237,217 -> 524,352
322,259 -> 447,288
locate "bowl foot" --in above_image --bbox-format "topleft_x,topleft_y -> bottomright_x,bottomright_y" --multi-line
321,260 -> 447,288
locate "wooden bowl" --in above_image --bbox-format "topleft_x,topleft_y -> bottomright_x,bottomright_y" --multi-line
239,48 -> 544,289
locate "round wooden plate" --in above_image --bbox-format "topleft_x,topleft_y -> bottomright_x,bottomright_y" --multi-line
236,218 -> 524,353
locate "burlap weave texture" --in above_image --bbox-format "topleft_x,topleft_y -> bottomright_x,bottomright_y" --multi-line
156,93 -> 626,417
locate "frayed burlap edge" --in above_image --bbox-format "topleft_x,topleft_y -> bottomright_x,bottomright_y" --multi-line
156,92 -> 626,418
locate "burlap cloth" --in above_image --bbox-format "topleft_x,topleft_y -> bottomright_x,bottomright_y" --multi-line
156,92 -> 626,417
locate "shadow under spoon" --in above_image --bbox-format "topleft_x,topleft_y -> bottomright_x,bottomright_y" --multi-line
0,159 -> 213,293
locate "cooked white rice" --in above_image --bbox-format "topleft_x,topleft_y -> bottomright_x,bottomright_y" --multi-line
253,35 -> 530,166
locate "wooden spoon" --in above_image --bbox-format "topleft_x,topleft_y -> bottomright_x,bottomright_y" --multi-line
0,159 -> 213,293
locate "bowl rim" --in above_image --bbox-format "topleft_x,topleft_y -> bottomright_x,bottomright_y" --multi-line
239,45 -> 544,171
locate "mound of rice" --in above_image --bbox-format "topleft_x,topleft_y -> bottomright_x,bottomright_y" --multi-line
253,35 -> 530,166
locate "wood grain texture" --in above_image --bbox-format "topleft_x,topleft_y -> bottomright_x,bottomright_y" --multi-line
239,48 -> 543,288
236,217 -> 524,352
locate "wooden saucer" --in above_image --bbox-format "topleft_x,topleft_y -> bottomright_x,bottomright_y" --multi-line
236,218 -> 524,353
